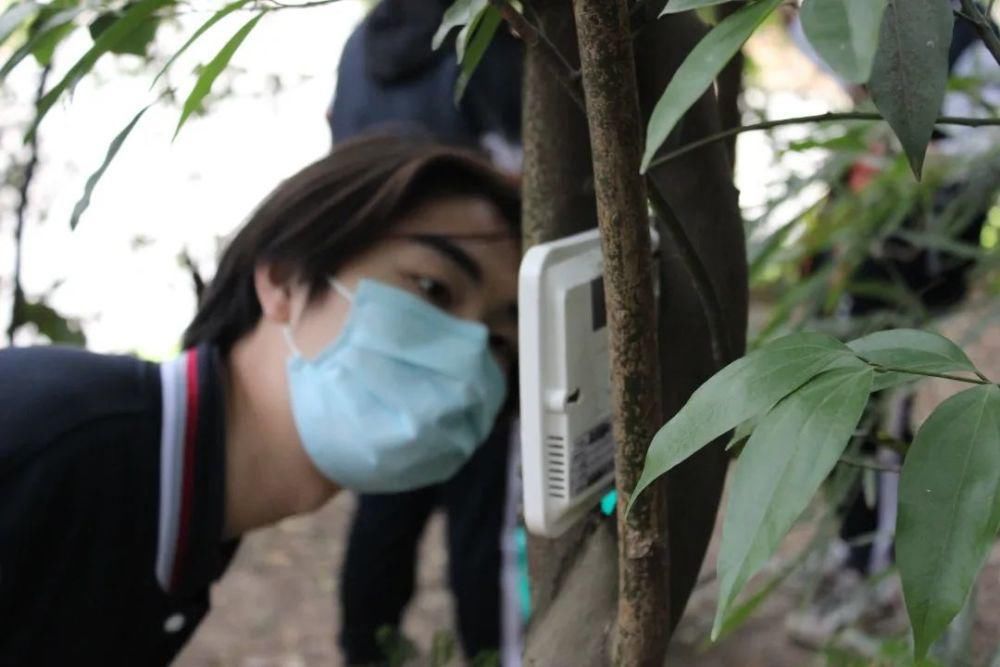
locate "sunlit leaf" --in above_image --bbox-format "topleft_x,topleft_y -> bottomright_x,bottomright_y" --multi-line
641,0 -> 781,173
454,5 -> 499,103
151,0 -> 253,88
630,332 -> 854,509
799,0 -> 887,84
70,104 -> 152,230
26,0 -> 172,140
0,7 -> 79,78
433,0 -> 485,51
0,1 -> 39,48
713,363 -> 874,638
897,385 -> 1000,659
868,0 -> 953,178
660,0 -> 733,15
174,10 -> 266,138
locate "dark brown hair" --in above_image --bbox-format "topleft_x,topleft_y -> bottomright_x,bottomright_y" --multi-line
182,134 -> 520,351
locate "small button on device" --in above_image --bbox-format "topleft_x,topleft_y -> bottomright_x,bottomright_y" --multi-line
163,613 -> 186,634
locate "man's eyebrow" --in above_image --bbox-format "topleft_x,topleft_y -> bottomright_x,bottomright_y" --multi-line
405,234 -> 483,284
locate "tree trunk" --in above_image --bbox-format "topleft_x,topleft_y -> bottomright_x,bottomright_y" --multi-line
571,0 -> 669,664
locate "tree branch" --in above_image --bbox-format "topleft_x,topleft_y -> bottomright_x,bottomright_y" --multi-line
491,0 -> 587,111
647,112 -> 1000,169
959,0 -> 1000,67
647,185 -> 729,367
7,65 -> 50,344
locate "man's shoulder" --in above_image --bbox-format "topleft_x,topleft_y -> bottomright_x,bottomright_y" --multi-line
0,346 -> 159,468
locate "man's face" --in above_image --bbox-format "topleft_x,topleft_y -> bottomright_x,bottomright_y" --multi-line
285,195 -> 521,373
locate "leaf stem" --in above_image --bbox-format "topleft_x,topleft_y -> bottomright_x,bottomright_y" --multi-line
864,362 -> 990,385
646,112 -> 1000,170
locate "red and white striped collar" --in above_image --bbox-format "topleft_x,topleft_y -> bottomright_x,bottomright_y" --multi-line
155,346 -> 231,595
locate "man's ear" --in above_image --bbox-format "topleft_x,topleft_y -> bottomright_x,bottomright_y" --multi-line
254,263 -> 294,324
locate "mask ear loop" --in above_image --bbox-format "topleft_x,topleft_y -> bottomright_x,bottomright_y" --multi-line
284,278 -> 355,359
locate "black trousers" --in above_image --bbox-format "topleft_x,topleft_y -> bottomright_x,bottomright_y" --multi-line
338,421 -> 513,665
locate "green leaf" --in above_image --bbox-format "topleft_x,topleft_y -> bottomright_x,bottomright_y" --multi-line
660,0 -> 732,15
433,0 -> 485,51
897,384 -> 1000,659
174,10 -> 266,138
868,0 -> 953,178
26,0 -> 172,140
799,0 -> 887,84
17,299 -> 86,346
70,104 -> 151,230
629,332 -> 854,508
151,0 -> 252,88
0,1 -> 39,48
713,363 -> 874,638
848,328 -> 981,391
454,5 -> 499,104
0,6 -> 79,78
89,4 -> 159,56
641,0 -> 781,173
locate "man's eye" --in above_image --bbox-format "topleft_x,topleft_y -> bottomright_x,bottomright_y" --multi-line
415,275 -> 453,309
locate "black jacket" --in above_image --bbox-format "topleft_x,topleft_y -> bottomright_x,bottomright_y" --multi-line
0,345 -> 235,666
328,0 -> 522,150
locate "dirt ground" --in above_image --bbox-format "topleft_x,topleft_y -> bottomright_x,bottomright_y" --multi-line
177,307 -> 1000,667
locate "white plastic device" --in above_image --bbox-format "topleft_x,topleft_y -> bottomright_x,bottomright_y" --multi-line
518,226 -> 660,537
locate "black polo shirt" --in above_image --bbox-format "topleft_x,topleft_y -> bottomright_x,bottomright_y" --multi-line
0,344 -> 237,666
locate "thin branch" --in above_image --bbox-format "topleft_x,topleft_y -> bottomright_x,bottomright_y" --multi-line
492,0 -> 586,111
647,112 -> 1000,170
7,65 -> 50,345
839,454 -> 901,474
959,0 -> 1000,67
648,185 -> 730,367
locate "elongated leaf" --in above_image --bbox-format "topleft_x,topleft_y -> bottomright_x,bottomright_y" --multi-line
27,0 -> 171,140
454,5 -> 499,103
868,0 -> 953,178
848,328 -> 981,391
70,104 -> 151,230
897,385 -> 1000,659
174,10 -> 266,137
799,0 -> 886,83
433,0 -> 485,50
641,0 -> 781,173
0,7 -> 79,79
713,363 -> 874,637
660,0 -> 732,15
151,0 -> 252,88
0,1 -> 39,48
630,332 -> 854,508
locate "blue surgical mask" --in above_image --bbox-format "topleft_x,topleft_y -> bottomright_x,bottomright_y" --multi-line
284,278 -> 507,493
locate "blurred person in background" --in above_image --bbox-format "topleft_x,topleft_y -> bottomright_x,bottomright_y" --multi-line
0,135 -> 520,666
326,2 -> 525,665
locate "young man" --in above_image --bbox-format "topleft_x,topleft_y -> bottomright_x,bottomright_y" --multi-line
0,135 -> 521,665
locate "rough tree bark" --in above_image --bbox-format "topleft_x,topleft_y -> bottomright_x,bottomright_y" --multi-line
522,3 -> 749,663
519,0 -> 604,625
571,0 -> 669,665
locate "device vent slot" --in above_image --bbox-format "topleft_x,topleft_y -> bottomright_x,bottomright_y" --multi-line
546,434 -> 568,498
